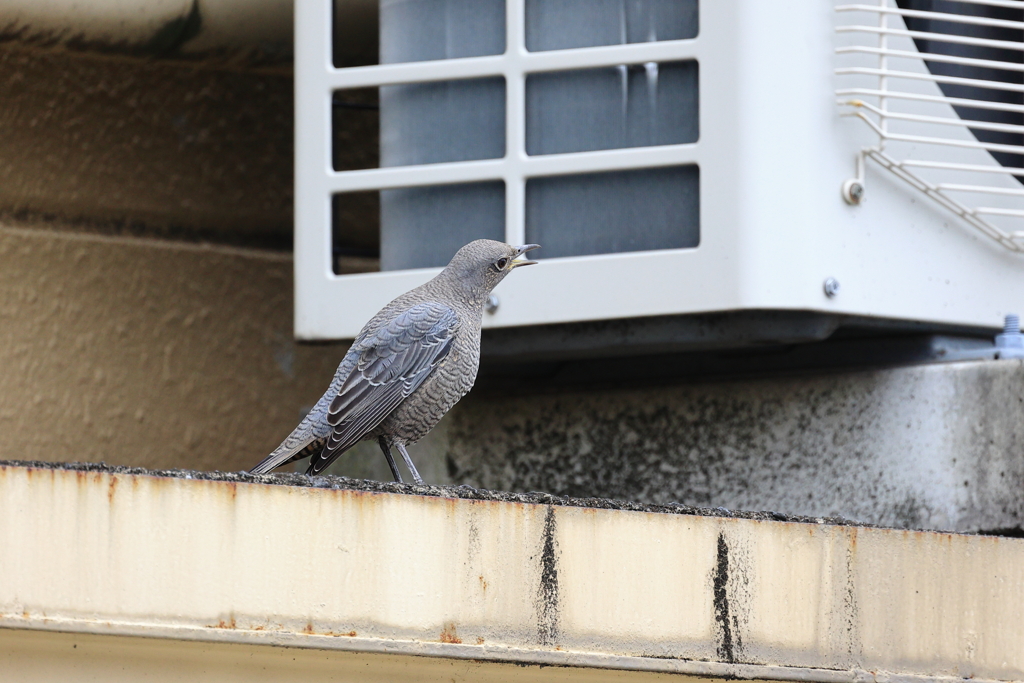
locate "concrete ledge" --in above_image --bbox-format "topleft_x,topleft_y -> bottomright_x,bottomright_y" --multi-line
0,462 -> 1021,682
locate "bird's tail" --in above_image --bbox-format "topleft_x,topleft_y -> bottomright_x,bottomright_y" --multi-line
249,437 -> 322,474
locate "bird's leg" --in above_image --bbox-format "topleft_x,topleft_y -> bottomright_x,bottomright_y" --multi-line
378,436 -> 403,483
396,443 -> 424,485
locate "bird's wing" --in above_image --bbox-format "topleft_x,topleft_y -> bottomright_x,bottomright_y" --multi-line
306,302 -> 460,475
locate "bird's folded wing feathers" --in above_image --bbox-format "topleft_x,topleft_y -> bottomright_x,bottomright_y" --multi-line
248,438 -> 324,475
306,302 -> 459,474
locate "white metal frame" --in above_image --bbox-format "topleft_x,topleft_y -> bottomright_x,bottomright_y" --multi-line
296,0 -> 1024,341
836,0 -> 1024,253
295,0 -> 715,339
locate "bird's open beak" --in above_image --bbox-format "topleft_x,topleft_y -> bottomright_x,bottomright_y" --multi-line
511,244 -> 540,268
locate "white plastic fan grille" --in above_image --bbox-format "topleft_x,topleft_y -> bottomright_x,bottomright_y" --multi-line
836,0 -> 1024,252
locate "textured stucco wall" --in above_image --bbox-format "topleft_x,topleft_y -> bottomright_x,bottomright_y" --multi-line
0,45 -> 293,244
0,222 -> 346,472
443,360 -> 1024,533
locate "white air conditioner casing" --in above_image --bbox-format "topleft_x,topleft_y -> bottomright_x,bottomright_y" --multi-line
294,0 -> 1024,341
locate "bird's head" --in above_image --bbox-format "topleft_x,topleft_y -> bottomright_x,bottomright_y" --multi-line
441,239 -> 540,299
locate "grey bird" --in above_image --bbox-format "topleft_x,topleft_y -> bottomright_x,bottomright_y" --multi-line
249,240 -> 540,483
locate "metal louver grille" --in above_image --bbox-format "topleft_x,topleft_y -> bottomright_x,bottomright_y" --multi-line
836,0 -> 1024,252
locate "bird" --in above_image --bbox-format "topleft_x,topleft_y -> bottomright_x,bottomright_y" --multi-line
249,240 -> 540,484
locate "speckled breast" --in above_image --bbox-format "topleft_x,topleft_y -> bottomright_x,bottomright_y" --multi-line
378,329 -> 481,444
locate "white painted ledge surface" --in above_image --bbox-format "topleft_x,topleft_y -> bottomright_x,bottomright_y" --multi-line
0,464 -> 1021,682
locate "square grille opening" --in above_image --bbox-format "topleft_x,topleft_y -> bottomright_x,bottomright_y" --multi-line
526,165 -> 700,258
525,0 -> 698,52
526,60 -> 699,156
332,182 -> 507,275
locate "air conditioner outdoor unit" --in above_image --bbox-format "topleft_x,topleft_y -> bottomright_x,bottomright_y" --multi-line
294,0 -> 1024,346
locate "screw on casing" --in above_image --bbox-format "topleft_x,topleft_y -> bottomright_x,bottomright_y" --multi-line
823,278 -> 840,298
842,179 -> 864,205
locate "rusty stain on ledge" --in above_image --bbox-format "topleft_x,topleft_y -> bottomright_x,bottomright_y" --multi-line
0,459 -> 863,527
439,623 -> 461,644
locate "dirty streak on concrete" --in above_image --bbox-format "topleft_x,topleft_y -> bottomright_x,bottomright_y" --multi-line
535,507 -> 560,646
711,534 -> 734,663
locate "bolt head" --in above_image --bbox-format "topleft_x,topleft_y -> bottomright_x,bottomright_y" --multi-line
842,179 -> 864,205
485,294 -> 499,314
823,278 -> 840,298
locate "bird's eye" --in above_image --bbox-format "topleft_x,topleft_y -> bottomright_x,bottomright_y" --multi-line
495,257 -> 509,270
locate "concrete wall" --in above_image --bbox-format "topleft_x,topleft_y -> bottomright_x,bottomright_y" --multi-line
0,222 -> 346,473
0,45 -> 293,244
442,360 -> 1024,533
